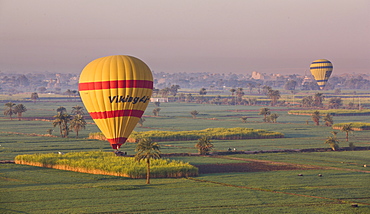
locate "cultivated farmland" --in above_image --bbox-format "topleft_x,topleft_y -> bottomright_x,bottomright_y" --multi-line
1,93 -> 370,213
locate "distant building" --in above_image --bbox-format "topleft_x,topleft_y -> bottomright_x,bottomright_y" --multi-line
251,71 -> 265,80
150,98 -> 168,103
301,75 -> 312,85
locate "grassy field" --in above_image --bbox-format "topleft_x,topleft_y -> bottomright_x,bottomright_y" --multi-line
1,96 -> 370,213
2,164 -> 369,213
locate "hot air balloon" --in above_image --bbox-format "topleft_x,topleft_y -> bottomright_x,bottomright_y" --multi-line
310,59 -> 333,90
79,55 -> 153,150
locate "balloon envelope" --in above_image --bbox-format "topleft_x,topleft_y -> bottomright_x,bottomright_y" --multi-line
310,59 -> 333,90
79,55 -> 153,149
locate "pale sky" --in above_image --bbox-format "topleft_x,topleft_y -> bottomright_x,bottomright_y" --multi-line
1,0 -> 369,75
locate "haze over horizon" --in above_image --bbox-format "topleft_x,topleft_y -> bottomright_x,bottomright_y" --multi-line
1,0 -> 369,75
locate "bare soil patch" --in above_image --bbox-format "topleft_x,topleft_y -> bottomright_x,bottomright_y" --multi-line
194,162 -> 317,174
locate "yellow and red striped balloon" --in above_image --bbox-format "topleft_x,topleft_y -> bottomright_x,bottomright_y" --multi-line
79,55 -> 153,149
310,59 -> 333,90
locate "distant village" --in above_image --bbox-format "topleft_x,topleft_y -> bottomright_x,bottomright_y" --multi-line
0,70 -> 369,95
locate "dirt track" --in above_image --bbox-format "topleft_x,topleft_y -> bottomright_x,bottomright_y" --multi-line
194,162 -> 314,173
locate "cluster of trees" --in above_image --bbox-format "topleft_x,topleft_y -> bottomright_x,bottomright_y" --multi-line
154,85 -> 282,107
52,105 -> 87,138
153,71 -> 370,90
301,93 -> 324,108
301,95 -> 349,109
311,111 -> 334,126
324,124 -> 354,151
3,102 -> 27,120
258,108 -> 279,123
2,102 -> 87,138
0,72 -> 79,95
152,85 -> 180,97
329,75 -> 370,90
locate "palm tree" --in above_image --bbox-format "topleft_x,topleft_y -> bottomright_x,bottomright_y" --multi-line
267,89 -> 281,106
329,97 -> 343,109
178,93 -> 186,102
14,104 -> 27,121
247,83 -> 255,94
235,88 -> 244,105
229,88 -> 236,96
341,123 -> 354,142
323,113 -> 333,127
159,88 -> 170,98
56,106 -> 67,114
330,131 -> 338,137
248,98 -> 257,106
262,85 -> 272,95
311,111 -> 321,126
195,137 -> 213,155
46,129 -> 53,135
314,93 -> 324,107
52,112 -> 71,137
240,116 -> 248,123
190,110 -> 199,119
135,138 -> 161,184
302,96 -> 313,107
70,115 -> 87,138
259,108 -> 271,122
52,113 -> 64,137
199,88 -> 207,95
324,136 -> 339,151
152,108 -> 161,116
185,93 -> 194,103
30,92 -> 39,103
170,85 -> 180,96
71,105 -> 84,116
3,102 -> 16,120
270,113 -> 279,123
236,88 -> 244,98
65,89 -> 73,97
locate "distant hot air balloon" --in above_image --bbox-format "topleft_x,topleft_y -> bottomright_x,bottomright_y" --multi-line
310,59 -> 333,90
79,55 -> 153,150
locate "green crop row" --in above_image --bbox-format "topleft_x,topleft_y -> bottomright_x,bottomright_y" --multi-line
288,109 -> 370,116
127,127 -> 284,142
15,151 -> 198,178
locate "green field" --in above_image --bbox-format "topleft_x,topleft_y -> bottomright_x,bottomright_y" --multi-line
1,96 -> 370,213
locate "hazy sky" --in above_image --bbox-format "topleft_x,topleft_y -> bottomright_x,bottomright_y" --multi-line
1,0 -> 369,75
